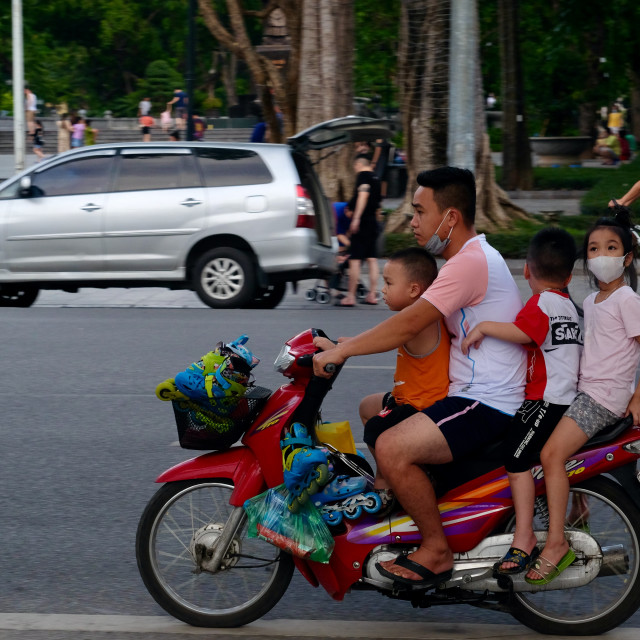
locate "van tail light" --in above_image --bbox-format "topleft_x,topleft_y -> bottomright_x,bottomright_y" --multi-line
296,185 -> 316,229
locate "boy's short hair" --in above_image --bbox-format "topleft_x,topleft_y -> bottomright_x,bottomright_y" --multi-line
388,247 -> 438,291
526,227 -> 576,282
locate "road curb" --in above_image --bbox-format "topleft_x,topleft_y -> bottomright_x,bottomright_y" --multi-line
0,614 -> 636,639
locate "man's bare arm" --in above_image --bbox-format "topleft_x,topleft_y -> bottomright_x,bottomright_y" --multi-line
313,297 -> 443,376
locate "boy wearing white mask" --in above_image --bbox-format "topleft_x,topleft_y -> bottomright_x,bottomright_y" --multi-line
524,206 -> 640,586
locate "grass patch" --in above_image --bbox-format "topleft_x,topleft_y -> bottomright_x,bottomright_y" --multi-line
580,156 -> 640,217
494,166 -> 610,190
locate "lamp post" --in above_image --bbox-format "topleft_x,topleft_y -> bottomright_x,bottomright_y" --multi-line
186,0 -> 196,141
11,0 -> 25,173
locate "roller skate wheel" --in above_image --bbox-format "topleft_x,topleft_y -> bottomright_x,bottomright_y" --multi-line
305,289 -> 317,301
155,379 -> 180,401
316,291 -> 331,304
363,493 -> 383,514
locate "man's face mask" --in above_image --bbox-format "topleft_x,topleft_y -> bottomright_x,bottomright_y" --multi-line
424,209 -> 454,255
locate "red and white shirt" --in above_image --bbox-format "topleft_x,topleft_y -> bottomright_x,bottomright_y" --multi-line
514,290 -> 582,404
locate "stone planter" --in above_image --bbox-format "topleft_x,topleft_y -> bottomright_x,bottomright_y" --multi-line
529,136 -> 593,167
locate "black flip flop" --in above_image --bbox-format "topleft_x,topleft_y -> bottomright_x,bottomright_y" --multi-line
376,555 -> 453,588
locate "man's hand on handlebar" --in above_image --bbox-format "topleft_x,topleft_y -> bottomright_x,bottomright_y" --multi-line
313,337 -> 346,377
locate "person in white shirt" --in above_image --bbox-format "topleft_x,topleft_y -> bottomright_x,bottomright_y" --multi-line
314,167 -> 526,589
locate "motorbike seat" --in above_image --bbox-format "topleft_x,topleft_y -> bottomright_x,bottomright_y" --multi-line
582,415 -> 633,447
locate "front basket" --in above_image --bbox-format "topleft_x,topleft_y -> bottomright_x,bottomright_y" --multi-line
172,386 -> 271,450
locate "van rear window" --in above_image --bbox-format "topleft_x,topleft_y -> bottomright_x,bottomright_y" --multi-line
195,149 -> 272,187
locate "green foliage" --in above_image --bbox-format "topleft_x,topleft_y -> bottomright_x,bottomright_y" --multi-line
0,91 -> 13,114
354,0 -> 399,110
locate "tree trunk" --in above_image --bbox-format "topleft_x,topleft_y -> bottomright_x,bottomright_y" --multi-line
386,0 -> 449,233
498,0 -> 532,191
629,68 -> 640,142
297,0 -> 354,201
386,0 -> 526,235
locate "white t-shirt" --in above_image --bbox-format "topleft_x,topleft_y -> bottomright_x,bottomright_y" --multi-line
422,234 -> 526,415
579,286 -> 640,416
25,92 -> 37,112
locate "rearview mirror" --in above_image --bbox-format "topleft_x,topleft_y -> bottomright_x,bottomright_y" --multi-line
19,176 -> 33,198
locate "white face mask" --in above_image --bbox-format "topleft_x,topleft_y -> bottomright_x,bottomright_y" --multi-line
424,209 -> 454,255
587,254 -> 628,284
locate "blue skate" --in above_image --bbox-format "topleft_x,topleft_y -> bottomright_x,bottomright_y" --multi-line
281,423 -> 330,513
312,475 -> 383,525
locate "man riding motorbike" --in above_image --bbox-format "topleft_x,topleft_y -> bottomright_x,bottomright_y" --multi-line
313,166 -> 526,589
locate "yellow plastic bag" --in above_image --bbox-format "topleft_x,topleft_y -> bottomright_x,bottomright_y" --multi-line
244,484 -> 335,563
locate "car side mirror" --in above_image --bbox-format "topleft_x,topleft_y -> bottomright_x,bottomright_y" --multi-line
19,176 -> 33,198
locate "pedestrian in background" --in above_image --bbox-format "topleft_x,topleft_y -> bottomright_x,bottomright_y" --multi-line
139,113 -> 155,142
24,87 -> 37,134
56,112 -> 73,153
71,116 -> 85,148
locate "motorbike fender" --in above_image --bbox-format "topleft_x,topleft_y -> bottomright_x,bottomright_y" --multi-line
155,447 -> 266,507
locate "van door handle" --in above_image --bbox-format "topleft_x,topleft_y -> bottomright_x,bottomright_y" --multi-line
81,203 -> 102,212
180,198 -> 202,207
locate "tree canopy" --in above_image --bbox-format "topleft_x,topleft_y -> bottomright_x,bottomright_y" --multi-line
1,0 -> 639,138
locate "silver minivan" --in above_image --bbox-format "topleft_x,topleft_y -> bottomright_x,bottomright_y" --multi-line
0,117 -> 389,308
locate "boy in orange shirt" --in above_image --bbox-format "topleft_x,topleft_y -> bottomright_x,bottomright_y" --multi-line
360,248 -> 450,510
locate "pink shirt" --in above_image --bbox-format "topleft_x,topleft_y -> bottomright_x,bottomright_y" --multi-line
422,235 -> 526,415
578,286 -> 640,416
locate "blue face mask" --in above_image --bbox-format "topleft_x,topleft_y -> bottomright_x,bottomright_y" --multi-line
423,209 -> 453,255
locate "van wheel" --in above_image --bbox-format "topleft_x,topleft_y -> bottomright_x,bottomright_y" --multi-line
0,285 -> 39,307
243,282 -> 287,309
193,248 -> 256,309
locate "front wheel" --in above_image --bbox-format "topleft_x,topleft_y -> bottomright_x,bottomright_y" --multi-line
193,248 -> 256,309
508,477 -> 640,635
136,480 -> 294,627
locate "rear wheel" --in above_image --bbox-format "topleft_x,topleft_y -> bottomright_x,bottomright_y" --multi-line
0,285 -> 39,307
136,480 -> 294,627
507,477 -> 640,635
193,248 -> 256,309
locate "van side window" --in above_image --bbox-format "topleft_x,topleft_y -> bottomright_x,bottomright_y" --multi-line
29,157 -> 113,197
195,149 -> 272,187
114,153 -> 200,191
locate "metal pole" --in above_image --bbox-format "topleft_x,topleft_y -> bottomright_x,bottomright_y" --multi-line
186,0 -> 196,141
11,0 -> 25,173
447,0 -> 476,172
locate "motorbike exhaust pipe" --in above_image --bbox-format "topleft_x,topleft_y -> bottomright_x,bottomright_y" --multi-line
598,544 -> 629,577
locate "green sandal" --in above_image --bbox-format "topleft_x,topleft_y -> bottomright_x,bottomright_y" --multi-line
525,549 -> 576,585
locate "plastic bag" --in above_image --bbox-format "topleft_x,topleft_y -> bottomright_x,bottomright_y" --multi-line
244,484 -> 334,563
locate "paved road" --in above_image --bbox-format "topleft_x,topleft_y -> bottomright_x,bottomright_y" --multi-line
0,304 -> 638,640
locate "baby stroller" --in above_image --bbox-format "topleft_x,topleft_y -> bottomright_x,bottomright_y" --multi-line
305,202 -> 368,304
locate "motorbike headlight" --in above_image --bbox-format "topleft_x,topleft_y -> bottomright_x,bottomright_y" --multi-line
274,344 -> 295,374
623,440 -> 640,454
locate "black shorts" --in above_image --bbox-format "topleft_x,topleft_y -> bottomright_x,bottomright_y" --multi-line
141,126 -> 150,135
363,393 -> 418,448
421,396 -> 513,460
349,228 -> 378,260
504,400 -> 569,473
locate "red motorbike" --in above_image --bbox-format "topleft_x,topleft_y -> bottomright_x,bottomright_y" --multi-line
136,328 -> 640,635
